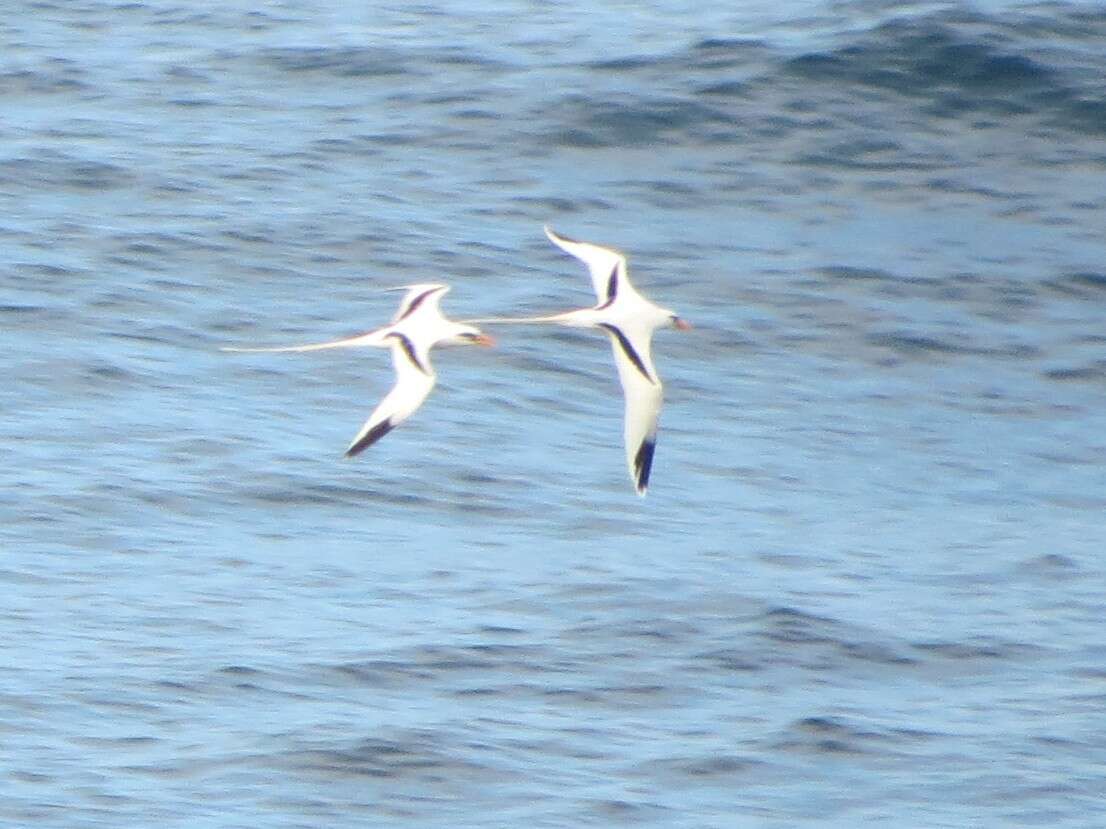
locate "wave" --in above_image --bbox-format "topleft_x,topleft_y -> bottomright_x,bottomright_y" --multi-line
544,4 -> 1106,149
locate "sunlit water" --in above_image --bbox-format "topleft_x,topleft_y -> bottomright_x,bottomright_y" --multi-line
3,1 -> 1105,826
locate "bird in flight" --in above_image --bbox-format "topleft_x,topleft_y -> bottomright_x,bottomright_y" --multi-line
223,284 -> 494,456
466,226 -> 690,495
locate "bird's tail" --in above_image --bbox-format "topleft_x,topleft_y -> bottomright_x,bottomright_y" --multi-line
220,330 -> 384,353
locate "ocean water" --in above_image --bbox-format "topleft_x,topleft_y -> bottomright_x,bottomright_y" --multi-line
3,0 -> 1106,826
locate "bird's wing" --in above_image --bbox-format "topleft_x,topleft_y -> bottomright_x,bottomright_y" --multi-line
599,323 -> 663,496
345,335 -> 436,456
388,284 -> 449,324
544,226 -> 627,306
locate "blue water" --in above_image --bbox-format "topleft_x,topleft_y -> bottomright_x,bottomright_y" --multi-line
3,1 -> 1106,826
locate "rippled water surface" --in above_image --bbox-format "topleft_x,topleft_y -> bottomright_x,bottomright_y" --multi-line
3,1 -> 1106,826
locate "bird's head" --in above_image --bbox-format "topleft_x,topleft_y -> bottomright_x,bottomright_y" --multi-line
667,312 -> 692,331
447,323 -> 496,348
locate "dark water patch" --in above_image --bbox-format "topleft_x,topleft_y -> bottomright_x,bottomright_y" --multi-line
866,331 -> 973,356
583,797 -> 672,822
258,46 -> 413,78
431,49 -> 508,70
926,177 -> 1012,198
1045,271 -> 1106,297
285,731 -> 496,782
82,358 -> 138,384
106,328 -> 177,346
255,43 -> 501,79
0,66 -> 88,96
218,225 -> 273,245
589,56 -> 668,72
797,138 -> 930,171
440,496 -> 526,520
12,262 -> 80,278
774,716 -> 872,756
695,647 -> 764,673
1042,362 -> 1106,382
541,687 -> 604,704
526,680 -> 689,714
751,607 -> 917,669
65,161 -> 135,190
1013,553 -> 1081,581
1048,97 -> 1106,137
591,37 -> 768,77
168,97 -> 215,108
0,567 -> 55,585
783,18 -> 1056,97
241,481 -> 433,508
326,643 -> 554,688
698,79 -> 749,98
818,265 -> 895,282
0,154 -> 135,190
9,770 -> 53,784
773,715 -> 939,758
757,606 -> 838,645
83,695 -> 160,715
451,686 -> 506,698
0,303 -> 51,317
308,136 -> 387,159
766,7 -> 1106,137
1069,666 -> 1106,681
692,37 -> 770,67
911,639 -> 1042,661
670,754 -> 760,778
308,660 -> 412,691
73,735 -> 159,749
120,240 -> 166,257
774,720 -> 867,760
586,615 -> 703,644
837,640 -> 917,666
477,625 -> 525,636
507,194 -> 610,214
153,678 -> 200,695
452,107 -> 500,121
547,96 -> 736,148
163,64 -> 210,82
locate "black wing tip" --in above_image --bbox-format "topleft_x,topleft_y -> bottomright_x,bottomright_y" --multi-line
633,438 -> 656,495
345,419 -> 395,457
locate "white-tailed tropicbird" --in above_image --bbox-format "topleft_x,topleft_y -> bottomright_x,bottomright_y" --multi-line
223,283 -> 494,456
468,226 -> 690,495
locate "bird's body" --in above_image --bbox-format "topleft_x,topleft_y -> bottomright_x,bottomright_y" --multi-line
223,284 -> 493,455
468,227 -> 690,495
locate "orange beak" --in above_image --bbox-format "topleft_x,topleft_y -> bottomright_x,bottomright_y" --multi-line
472,333 -> 496,347
674,317 -> 692,331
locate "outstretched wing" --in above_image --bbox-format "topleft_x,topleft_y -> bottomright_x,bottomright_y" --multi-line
345,335 -> 436,456
599,322 -> 663,496
544,226 -> 627,307
388,284 -> 450,324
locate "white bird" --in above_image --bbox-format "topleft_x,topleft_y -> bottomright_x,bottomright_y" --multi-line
468,226 -> 690,495
223,284 -> 494,456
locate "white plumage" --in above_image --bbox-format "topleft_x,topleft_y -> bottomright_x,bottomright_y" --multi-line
223,284 -> 494,456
